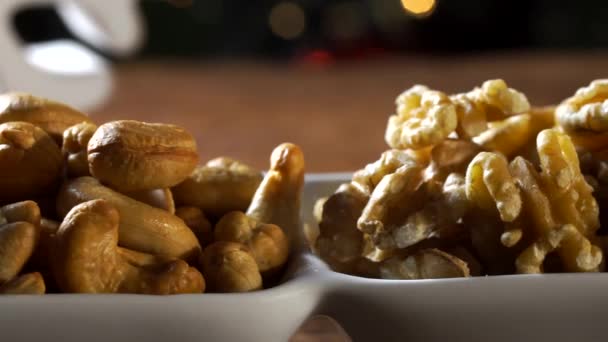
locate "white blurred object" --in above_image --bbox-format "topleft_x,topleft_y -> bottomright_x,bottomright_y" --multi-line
0,0 -> 143,110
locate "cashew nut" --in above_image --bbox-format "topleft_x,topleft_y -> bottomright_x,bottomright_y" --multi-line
0,272 -> 45,294
125,188 -> 175,214
175,206 -> 213,247
0,200 -> 41,226
62,122 -> 97,177
0,201 -> 40,284
0,122 -> 62,202
214,211 -> 289,277
52,199 -> 205,294
57,177 -> 201,260
88,120 -> 199,192
29,218 -> 60,287
0,92 -> 93,143
0,222 -> 38,284
246,143 -> 304,247
200,241 -> 262,293
172,157 -> 263,219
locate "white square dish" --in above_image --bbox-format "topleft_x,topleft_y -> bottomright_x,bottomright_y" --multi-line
2,173 -> 608,342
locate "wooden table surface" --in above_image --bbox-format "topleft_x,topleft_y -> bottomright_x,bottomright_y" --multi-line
92,51 -> 608,341
94,51 -> 608,173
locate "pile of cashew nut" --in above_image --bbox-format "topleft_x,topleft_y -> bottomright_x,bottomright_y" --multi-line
0,92 -> 304,294
310,79 -> 608,279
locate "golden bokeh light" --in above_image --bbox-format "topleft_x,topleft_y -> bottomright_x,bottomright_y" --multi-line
401,0 -> 436,16
269,2 -> 306,40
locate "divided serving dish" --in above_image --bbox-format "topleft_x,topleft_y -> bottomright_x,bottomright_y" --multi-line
2,173 -> 607,342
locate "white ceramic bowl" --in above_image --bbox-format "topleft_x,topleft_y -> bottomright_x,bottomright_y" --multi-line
2,173 -> 608,342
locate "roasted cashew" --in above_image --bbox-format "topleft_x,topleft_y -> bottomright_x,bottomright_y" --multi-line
52,199 -> 205,294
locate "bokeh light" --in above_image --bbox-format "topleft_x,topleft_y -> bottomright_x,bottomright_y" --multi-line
370,0 -> 411,35
268,2 -> 306,40
401,0 -> 436,16
322,2 -> 368,42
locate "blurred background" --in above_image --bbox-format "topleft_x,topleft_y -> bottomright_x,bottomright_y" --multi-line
16,0 -> 608,58
10,0 -> 608,175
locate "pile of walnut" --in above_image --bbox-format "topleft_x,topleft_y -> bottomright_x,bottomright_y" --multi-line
310,79 -> 608,279
0,92 -> 304,294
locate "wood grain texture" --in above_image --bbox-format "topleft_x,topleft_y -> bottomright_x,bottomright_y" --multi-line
93,51 -> 608,173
